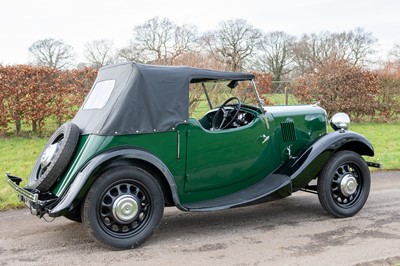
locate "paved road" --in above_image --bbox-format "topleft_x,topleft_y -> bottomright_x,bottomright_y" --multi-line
0,171 -> 399,266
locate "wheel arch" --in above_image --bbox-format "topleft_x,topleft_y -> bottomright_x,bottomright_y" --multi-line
278,130 -> 374,190
99,158 -> 175,206
49,148 -> 183,217
334,139 -> 374,157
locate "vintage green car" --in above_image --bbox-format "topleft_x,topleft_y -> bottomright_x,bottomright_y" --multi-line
7,62 -> 380,249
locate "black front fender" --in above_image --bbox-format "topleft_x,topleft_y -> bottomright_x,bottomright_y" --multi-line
49,148 -> 183,216
276,130 -> 374,190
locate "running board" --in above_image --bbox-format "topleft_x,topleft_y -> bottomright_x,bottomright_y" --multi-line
183,174 -> 291,212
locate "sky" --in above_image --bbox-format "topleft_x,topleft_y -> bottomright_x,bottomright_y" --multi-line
1,0 -> 399,65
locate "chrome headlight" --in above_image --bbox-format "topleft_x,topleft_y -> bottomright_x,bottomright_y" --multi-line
330,112 -> 350,131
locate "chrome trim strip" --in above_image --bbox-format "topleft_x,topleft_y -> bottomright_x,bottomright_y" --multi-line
202,83 -> 213,109
177,130 -> 181,160
251,80 -> 265,112
6,178 -> 39,203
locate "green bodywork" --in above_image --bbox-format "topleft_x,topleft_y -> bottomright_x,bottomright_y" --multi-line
6,63 -> 376,225
53,104 -> 327,205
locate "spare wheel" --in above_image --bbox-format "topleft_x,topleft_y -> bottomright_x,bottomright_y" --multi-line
28,122 -> 80,192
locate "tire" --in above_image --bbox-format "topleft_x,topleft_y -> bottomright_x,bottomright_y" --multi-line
317,150 -> 371,218
82,166 -> 164,249
28,122 -> 80,192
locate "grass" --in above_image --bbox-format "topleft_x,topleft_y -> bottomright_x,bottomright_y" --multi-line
351,123 -> 400,170
0,138 -> 47,210
0,123 -> 398,211
267,93 -> 299,105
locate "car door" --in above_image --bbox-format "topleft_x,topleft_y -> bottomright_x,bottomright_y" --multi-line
185,113 -> 280,194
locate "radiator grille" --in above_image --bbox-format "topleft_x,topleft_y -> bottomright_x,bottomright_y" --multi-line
281,121 -> 297,142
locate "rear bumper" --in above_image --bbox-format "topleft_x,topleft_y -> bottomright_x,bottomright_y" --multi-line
6,173 -> 57,217
6,173 -> 39,203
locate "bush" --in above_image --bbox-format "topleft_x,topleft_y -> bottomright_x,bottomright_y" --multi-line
293,58 -> 379,120
0,65 -> 97,135
376,63 -> 400,121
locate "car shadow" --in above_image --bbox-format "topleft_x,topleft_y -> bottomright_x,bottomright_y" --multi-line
150,192 -> 327,245
52,192 -> 326,250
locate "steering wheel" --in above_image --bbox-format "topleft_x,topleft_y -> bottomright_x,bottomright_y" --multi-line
212,97 -> 242,130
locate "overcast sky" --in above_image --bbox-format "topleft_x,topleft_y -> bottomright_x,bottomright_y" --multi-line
1,0 -> 399,65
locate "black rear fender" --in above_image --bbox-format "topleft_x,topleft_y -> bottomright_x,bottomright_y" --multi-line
48,148 -> 182,217
276,130 -> 374,190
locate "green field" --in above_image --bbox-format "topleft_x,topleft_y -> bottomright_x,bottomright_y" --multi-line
267,93 -> 299,105
0,123 -> 398,211
0,138 -> 47,210
351,123 -> 400,169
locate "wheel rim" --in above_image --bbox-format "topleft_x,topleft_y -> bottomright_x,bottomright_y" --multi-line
40,143 -> 60,170
37,135 -> 64,180
98,180 -> 152,238
331,163 -> 362,208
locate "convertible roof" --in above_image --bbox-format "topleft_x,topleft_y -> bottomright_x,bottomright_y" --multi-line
72,62 -> 255,135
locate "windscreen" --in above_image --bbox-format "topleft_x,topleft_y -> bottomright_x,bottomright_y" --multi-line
189,80 -> 259,119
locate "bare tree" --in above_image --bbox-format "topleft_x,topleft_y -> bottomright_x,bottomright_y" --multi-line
118,41 -> 147,63
84,39 -> 115,68
173,24 -> 198,62
389,43 -> 400,62
292,28 -> 377,75
335,28 -> 377,65
255,31 -> 296,81
29,38 -> 75,69
203,19 -> 262,71
173,51 -> 226,70
122,17 -> 197,65
292,33 -> 330,75
291,34 -> 313,75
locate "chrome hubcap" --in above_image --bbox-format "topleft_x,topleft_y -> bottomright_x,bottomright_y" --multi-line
340,174 -> 358,197
40,143 -> 60,169
112,195 -> 139,223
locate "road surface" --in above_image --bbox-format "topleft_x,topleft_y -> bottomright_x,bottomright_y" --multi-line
0,171 -> 399,266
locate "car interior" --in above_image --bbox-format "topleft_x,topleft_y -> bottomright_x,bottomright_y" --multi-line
189,80 -> 260,131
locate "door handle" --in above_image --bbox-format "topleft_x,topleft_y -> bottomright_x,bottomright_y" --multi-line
260,134 -> 270,144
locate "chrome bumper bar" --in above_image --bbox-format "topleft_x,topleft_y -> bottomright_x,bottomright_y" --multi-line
6,173 -> 39,203
6,173 -> 59,217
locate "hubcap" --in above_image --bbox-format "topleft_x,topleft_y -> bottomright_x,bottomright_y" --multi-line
112,195 -> 139,223
340,174 -> 358,197
40,143 -> 60,170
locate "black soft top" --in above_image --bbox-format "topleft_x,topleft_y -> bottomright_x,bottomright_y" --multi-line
72,62 -> 255,135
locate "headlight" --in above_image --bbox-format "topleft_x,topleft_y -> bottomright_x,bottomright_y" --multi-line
330,112 -> 350,131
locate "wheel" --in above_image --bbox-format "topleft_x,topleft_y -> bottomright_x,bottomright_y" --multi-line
82,166 -> 164,249
28,122 -> 80,192
317,150 -> 371,218
212,96 -> 242,130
